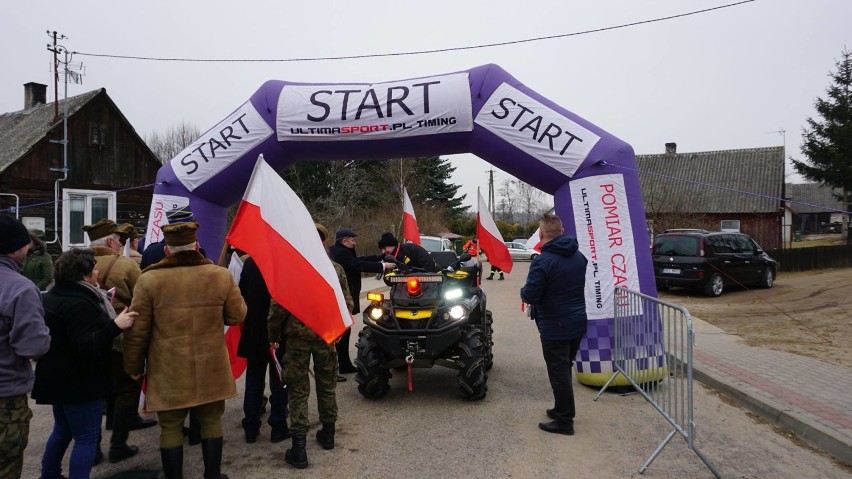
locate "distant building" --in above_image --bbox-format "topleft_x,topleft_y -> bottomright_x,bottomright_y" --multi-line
0,83 -> 160,252
785,183 -> 845,234
637,143 -> 785,250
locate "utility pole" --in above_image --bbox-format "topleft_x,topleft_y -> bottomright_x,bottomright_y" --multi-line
47,30 -> 65,121
486,168 -> 495,217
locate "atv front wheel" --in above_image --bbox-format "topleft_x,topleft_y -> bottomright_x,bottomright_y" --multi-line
456,325 -> 488,400
355,329 -> 391,399
483,310 -> 494,371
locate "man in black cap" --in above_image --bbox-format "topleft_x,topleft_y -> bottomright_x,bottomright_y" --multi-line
329,228 -> 396,379
377,233 -> 440,272
0,214 -> 51,478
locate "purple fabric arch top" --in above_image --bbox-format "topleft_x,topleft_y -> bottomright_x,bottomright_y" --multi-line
144,64 -> 661,386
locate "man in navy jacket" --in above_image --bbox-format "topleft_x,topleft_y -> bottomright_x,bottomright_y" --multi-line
520,213 -> 588,435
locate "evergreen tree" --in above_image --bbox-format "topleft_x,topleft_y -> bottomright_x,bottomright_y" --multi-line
414,156 -> 469,219
792,48 -> 852,243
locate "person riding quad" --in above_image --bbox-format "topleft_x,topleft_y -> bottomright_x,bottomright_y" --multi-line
378,233 -> 440,272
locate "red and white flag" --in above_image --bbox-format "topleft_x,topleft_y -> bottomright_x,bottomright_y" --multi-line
526,227 -> 543,253
477,190 -> 513,273
226,155 -> 353,344
402,187 -> 421,245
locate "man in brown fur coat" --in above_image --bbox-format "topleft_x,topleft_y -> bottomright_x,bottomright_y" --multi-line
124,222 -> 246,479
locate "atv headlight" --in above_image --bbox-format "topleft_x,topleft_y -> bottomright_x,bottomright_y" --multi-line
444,288 -> 463,300
448,305 -> 467,320
369,307 -> 384,320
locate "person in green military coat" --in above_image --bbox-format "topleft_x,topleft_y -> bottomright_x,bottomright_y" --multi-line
268,223 -> 354,469
22,231 -> 53,291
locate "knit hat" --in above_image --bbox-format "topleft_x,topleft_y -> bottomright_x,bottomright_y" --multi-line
335,228 -> 357,240
377,232 -> 399,249
162,221 -> 199,246
0,214 -> 31,254
82,218 -> 118,242
315,223 -> 329,242
116,223 -> 140,242
28,229 -> 45,239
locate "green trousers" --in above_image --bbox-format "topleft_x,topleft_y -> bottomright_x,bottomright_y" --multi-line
157,400 -> 225,448
0,394 -> 31,479
283,338 -> 338,436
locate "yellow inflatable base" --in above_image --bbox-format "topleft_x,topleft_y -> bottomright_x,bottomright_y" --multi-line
577,366 -> 668,387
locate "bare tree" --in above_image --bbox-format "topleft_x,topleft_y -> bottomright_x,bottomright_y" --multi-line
145,121 -> 201,164
515,180 -> 545,227
497,179 -> 517,223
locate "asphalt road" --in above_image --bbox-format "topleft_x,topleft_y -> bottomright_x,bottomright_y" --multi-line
21,262 -> 850,478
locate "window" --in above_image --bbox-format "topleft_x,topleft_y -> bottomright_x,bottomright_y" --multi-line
720,220 -> 740,232
62,189 -> 116,250
89,122 -> 107,146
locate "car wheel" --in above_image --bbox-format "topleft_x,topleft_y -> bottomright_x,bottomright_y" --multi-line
530,253 -> 538,261
760,268 -> 775,288
704,273 -> 724,297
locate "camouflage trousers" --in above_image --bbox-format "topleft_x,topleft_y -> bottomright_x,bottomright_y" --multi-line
0,394 -> 32,479
283,338 -> 338,436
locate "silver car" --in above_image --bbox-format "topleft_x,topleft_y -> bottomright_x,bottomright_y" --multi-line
504,242 -> 539,261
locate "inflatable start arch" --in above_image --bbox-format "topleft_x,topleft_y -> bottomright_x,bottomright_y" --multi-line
145,64 -> 663,386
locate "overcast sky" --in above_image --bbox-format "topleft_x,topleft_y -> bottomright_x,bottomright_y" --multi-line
2,0 -> 850,210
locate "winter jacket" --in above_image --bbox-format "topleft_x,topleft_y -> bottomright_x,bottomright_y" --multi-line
520,235 -> 588,341
329,242 -> 383,314
0,255 -> 51,397
388,243 -> 440,272
268,262 -> 354,348
236,256 -> 272,361
124,250 -> 247,411
32,281 -> 122,404
90,246 -> 140,313
22,250 -> 53,291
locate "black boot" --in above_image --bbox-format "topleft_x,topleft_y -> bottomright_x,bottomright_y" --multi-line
498,274 -> 504,280
160,446 -> 184,479
109,405 -> 139,463
284,435 -> 308,469
201,437 -> 228,479
315,423 -> 335,450
486,275 -> 494,280
129,412 -> 157,431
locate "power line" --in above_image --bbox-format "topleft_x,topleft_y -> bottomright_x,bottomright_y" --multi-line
73,1 -> 756,63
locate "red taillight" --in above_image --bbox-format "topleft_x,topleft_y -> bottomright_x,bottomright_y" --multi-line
699,238 -> 705,257
406,278 -> 422,297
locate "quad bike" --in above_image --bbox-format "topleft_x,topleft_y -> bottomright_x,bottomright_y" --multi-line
355,251 -> 493,400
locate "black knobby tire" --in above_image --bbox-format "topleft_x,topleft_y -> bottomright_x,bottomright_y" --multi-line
456,325 -> 488,400
354,329 -> 391,399
483,310 -> 494,370
704,273 -> 724,297
760,267 -> 775,289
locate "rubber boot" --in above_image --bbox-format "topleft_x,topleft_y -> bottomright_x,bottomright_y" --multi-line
284,435 -> 308,469
315,423 -> 335,450
486,274 -> 494,280
109,405 -> 139,463
201,437 -> 228,479
498,273 -> 504,280
160,446 -> 184,479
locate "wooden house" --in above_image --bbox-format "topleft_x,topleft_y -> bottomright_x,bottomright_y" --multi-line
637,143 -> 785,250
0,83 -> 160,252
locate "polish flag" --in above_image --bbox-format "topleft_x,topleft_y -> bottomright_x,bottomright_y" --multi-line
226,156 -> 353,344
526,227 -> 543,253
402,187 -> 421,245
224,252 -> 246,379
476,190 -> 513,273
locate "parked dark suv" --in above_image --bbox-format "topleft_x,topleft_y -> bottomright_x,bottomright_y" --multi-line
652,230 -> 777,297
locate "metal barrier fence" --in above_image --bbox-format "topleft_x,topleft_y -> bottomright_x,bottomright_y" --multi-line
593,286 -> 720,478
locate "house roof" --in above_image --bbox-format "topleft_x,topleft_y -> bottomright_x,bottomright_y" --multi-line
636,146 -> 784,214
0,89 -> 103,174
785,182 -> 844,214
